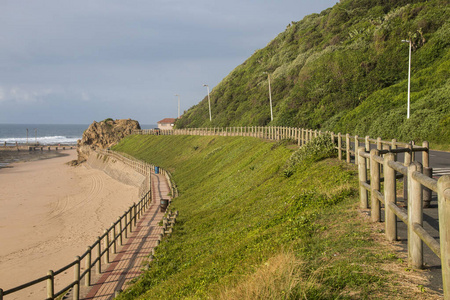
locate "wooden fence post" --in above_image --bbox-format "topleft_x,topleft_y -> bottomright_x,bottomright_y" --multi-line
354,135 -> 359,165
370,149 -> 381,222
384,152 -> 397,242
124,212 -> 128,238
85,247 -> 91,286
338,133 -> 342,161
422,141 -> 432,207
403,144 -> 412,201
408,162 -> 423,269
112,223 -> 117,254
358,147 -> 368,209
365,136 -> 370,152
96,237 -> 102,274
47,270 -> 54,300
119,217 -> 123,245
437,175 -> 450,297
134,203 -> 137,226
74,256 -> 80,300
128,208 -> 133,233
346,133 -> 350,163
104,230 -> 110,264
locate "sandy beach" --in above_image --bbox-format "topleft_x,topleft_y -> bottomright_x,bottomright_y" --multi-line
0,149 -> 140,299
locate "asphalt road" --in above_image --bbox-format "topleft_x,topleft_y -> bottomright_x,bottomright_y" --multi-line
428,149 -> 450,177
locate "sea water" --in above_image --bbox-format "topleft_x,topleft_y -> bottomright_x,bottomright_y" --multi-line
0,123 -> 157,146
0,124 -> 88,145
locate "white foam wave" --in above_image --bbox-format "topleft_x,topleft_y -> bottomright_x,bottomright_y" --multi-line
0,136 -> 80,145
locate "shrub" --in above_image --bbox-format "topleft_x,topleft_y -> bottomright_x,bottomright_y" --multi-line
285,134 -> 337,174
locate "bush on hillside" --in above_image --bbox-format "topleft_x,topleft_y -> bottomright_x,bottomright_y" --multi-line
284,134 -> 337,177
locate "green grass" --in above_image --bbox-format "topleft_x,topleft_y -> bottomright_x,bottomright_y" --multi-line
113,135 -> 434,299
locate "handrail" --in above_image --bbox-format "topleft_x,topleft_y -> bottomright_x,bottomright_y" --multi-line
0,150 -> 162,300
357,145 -> 449,297
1,274 -> 50,296
133,126 -> 429,169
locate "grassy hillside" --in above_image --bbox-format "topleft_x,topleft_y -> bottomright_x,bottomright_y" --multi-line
113,135 -> 437,299
176,0 -> 450,148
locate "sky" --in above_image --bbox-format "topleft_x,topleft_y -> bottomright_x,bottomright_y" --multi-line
0,0 -> 337,125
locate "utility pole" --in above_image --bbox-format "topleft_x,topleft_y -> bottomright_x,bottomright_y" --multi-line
203,84 -> 212,121
175,94 -> 181,118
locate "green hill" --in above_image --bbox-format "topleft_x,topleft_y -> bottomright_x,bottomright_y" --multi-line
113,135 -> 436,299
176,0 -> 450,148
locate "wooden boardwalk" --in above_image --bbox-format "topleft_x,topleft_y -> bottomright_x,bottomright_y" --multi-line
82,172 -> 169,299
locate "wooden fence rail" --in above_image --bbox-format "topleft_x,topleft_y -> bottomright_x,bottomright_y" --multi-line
0,150 -> 179,300
358,146 -> 450,297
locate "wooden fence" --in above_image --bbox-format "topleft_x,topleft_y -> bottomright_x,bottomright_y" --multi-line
135,126 -> 449,298
0,150 -> 179,300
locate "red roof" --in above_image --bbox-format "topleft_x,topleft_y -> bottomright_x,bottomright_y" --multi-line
157,118 -> 176,124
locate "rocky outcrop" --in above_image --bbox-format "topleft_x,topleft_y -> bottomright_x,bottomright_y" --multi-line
77,119 -> 140,162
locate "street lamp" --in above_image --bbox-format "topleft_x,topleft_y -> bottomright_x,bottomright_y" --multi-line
401,39 -> 411,119
203,84 -> 212,121
263,72 -> 274,121
175,94 -> 181,118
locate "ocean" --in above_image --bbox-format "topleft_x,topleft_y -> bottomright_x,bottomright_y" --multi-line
0,123 -> 157,146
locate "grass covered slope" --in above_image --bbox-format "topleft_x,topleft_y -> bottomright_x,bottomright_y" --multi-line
176,0 -> 449,147
113,135 -> 437,299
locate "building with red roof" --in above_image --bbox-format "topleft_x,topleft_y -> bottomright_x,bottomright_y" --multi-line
157,118 -> 176,130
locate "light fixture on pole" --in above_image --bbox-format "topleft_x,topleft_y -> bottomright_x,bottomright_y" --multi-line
401,39 -> 411,119
203,84 -> 212,121
175,94 -> 181,118
263,72 -> 274,121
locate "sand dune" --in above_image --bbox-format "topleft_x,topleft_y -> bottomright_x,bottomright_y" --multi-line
0,149 -> 140,299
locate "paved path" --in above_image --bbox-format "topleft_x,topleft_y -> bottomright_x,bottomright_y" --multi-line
82,173 -> 169,300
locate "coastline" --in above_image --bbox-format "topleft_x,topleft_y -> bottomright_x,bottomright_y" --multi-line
0,149 -> 140,299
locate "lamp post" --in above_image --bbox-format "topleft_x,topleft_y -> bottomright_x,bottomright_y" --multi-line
401,39 -> 411,119
263,72 -> 274,122
175,94 -> 180,118
203,84 -> 212,121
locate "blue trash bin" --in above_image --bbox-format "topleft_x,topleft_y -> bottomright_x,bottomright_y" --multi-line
155,166 -> 159,174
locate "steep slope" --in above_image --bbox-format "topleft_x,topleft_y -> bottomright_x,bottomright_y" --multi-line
113,135 -> 439,299
176,0 -> 449,146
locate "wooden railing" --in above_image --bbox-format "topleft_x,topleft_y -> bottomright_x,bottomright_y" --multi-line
0,150 -> 179,300
134,126 -> 450,298
133,127 -> 430,166
358,147 -> 450,297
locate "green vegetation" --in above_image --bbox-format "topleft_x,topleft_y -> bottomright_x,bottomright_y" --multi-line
113,135 -> 433,299
284,134 -> 337,177
176,0 -> 450,149
103,118 -> 114,123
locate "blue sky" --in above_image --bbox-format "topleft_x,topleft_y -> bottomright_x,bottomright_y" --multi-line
0,0 -> 337,125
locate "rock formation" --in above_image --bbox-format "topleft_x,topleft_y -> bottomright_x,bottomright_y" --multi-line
77,118 -> 140,162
